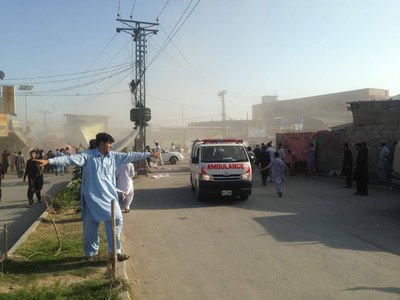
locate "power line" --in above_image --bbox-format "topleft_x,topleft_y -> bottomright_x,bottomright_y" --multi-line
27,90 -> 129,97
147,0 -> 201,70
148,94 -> 195,108
130,0 -> 137,18
33,64 -> 132,95
7,63 -> 134,86
147,41 -> 205,87
117,0 -> 121,17
5,61 -> 133,81
156,0 -> 171,21
161,25 -> 207,83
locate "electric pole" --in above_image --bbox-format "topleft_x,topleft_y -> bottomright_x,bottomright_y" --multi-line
38,110 -> 51,132
218,90 -> 227,138
116,18 -> 158,151
38,110 -> 52,146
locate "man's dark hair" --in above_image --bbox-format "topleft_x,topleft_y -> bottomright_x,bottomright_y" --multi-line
95,132 -> 115,147
89,139 -> 96,150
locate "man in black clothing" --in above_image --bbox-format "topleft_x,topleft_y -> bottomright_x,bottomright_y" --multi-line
342,143 -> 353,188
253,144 -> 261,166
258,144 -> 271,186
0,161 -> 4,201
23,150 -> 44,206
353,142 -> 369,196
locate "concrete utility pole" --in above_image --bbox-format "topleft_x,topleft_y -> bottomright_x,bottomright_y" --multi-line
218,90 -> 226,122
18,85 -> 34,133
218,90 -> 227,138
38,110 -> 52,141
116,18 -> 158,151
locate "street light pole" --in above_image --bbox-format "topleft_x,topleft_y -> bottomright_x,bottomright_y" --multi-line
18,85 -> 33,133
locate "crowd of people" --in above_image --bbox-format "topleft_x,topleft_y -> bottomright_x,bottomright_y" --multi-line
0,135 -> 396,261
247,140 -> 396,198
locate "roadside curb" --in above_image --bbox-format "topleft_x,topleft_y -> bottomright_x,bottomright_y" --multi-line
7,208 -> 131,299
7,209 -> 49,256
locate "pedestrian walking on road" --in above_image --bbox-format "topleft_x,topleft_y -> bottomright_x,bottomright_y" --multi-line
16,151 -> 26,178
258,144 -> 271,186
23,150 -> 43,206
2,150 -> 9,174
342,143 -> 353,188
305,143 -> 316,175
261,152 -> 288,197
0,161 -> 4,201
35,132 -> 155,262
116,162 -> 135,213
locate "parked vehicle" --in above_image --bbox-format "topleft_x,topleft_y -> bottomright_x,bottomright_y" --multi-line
190,139 -> 252,201
153,148 -> 184,164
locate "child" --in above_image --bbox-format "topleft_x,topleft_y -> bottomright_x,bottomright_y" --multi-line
260,152 -> 288,197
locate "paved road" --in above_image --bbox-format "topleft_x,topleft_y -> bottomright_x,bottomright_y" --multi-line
0,171 -> 72,254
123,163 -> 400,300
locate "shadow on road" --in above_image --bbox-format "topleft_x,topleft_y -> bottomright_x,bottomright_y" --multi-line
345,286 -> 400,296
136,165 -> 400,256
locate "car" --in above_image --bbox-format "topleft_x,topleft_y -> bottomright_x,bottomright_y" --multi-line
153,148 -> 184,164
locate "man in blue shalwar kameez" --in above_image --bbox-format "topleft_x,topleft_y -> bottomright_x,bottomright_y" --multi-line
36,132 -> 151,261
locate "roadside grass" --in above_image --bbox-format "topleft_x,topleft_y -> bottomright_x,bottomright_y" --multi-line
0,178 -> 129,299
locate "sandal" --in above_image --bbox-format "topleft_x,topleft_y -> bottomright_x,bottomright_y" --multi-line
86,251 -> 99,261
117,253 -> 130,262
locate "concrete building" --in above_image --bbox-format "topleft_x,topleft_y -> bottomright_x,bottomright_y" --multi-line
277,99 -> 400,180
252,88 -> 390,140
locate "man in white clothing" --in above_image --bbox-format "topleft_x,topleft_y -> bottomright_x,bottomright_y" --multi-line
155,142 -> 164,165
116,162 -> 135,213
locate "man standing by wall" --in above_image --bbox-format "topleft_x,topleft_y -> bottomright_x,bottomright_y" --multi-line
354,142 -> 369,196
305,143 -> 316,175
342,143 -> 353,188
378,142 -> 390,184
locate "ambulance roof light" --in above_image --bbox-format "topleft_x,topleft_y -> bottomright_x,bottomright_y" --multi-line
200,139 -> 243,144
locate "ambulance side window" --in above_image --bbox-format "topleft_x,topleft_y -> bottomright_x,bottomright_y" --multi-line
191,147 -> 199,164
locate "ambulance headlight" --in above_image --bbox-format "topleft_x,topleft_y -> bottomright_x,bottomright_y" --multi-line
242,173 -> 252,181
201,174 -> 212,181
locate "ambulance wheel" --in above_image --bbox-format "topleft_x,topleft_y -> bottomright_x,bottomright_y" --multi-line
190,176 -> 195,191
240,194 -> 249,201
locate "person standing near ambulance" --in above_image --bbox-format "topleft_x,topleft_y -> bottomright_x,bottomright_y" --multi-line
258,144 -> 271,186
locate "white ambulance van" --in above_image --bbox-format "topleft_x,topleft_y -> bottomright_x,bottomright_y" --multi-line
190,139 -> 252,201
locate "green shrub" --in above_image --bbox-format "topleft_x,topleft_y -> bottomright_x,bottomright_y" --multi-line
51,178 -> 82,212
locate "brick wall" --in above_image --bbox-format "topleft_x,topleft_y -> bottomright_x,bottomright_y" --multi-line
277,100 -> 400,181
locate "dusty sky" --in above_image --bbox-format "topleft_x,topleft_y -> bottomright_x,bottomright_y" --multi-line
1,0 -> 399,132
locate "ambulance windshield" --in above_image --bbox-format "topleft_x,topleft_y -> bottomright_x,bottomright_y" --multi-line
201,145 -> 248,162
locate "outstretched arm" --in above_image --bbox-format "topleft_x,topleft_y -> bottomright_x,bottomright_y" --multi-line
33,159 -> 49,168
